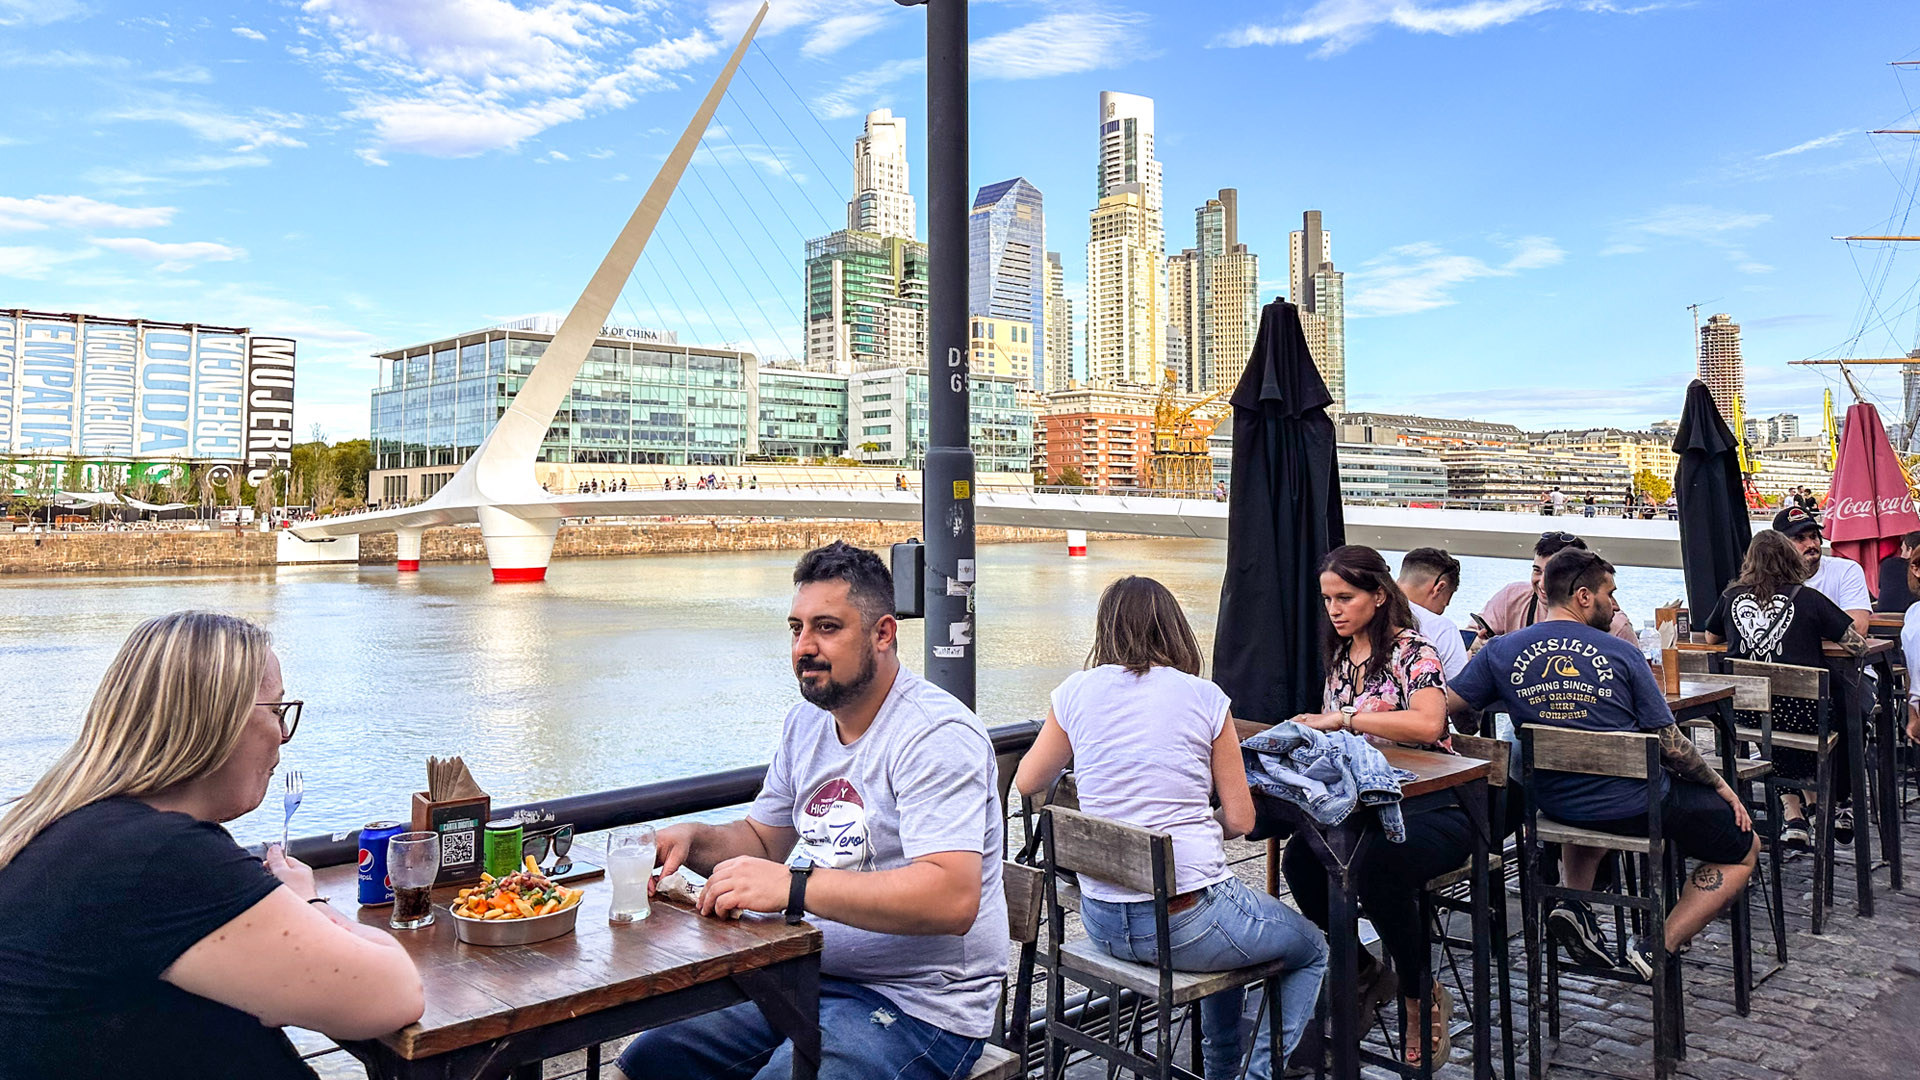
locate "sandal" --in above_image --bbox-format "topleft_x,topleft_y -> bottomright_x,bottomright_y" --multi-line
1403,983 -> 1453,1068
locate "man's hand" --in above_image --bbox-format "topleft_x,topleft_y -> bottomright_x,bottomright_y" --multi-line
650,824 -> 698,895
1719,783 -> 1753,833
1907,702 -> 1920,744
700,856 -> 791,919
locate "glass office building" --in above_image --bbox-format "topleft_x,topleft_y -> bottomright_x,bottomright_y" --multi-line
370,323 -> 755,474
845,366 -> 1034,474
756,367 -> 849,460
968,178 -> 1046,389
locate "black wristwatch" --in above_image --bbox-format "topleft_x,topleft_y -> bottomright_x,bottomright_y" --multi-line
786,857 -> 814,925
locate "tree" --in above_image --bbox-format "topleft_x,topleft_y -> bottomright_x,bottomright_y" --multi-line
310,454 -> 340,513
225,467 -> 244,511
255,468 -> 280,522
1053,465 -> 1086,488
61,458 -> 86,493
162,459 -> 192,505
1633,468 -> 1673,503
330,439 -> 374,504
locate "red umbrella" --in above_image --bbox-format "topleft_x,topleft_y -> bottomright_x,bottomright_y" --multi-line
1824,401 -> 1920,596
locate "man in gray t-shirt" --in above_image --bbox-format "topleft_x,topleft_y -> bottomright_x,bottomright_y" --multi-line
614,542 -> 1006,1080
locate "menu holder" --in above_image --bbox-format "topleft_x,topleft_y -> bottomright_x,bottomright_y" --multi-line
411,792 -> 490,886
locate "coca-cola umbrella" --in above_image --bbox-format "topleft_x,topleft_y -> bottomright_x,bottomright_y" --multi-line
1823,400 -> 1920,597
1672,379 -> 1752,630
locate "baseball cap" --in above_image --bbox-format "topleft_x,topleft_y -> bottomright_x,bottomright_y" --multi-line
1772,505 -> 1822,538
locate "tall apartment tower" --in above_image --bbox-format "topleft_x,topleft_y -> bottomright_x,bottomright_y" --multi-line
1086,91 -> 1166,386
1043,251 -> 1073,391
1899,350 -> 1920,452
1696,313 -> 1744,423
1168,189 -> 1259,395
1289,210 -> 1347,412
848,109 -> 916,240
968,178 -> 1046,389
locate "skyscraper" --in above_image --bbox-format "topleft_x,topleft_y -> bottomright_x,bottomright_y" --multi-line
1697,312 -> 1743,422
1169,189 -> 1260,396
1043,251 -> 1073,391
848,109 -> 916,240
804,109 -> 927,373
1290,210 -> 1347,412
1086,91 -> 1165,387
968,178 -> 1046,389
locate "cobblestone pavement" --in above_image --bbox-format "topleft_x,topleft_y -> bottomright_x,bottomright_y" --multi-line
307,820 -> 1920,1080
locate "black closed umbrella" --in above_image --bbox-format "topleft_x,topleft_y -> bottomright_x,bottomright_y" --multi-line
1673,378 -> 1753,631
1212,299 -> 1345,722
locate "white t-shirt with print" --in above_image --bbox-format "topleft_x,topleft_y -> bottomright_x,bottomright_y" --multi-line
1807,552 -> 1872,613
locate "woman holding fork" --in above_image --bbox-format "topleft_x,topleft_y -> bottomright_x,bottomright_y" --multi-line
0,610 -> 424,1080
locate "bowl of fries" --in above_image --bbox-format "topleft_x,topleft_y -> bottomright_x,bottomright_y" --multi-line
449,856 -> 584,946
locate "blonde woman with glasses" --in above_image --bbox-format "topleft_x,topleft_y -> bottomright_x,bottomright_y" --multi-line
0,611 -> 423,1080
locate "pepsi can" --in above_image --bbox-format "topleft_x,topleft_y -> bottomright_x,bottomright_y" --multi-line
357,821 -> 407,906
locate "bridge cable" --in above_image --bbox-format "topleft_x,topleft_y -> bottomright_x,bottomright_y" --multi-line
660,204 -> 773,360
713,94 -> 828,237
670,174 -> 796,361
691,137 -> 805,328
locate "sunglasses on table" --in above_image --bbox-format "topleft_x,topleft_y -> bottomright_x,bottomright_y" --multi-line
256,700 -> 304,743
522,824 -> 575,873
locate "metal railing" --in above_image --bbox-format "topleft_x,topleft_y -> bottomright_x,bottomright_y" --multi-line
289,721 -> 1042,868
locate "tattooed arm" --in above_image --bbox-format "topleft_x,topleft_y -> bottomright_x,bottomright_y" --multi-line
1836,626 -> 1870,658
1658,725 -> 1753,831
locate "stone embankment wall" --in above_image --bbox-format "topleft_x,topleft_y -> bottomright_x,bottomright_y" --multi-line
2,521 -> 1092,574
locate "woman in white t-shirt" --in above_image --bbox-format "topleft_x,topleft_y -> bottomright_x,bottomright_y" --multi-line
1016,577 -> 1327,1080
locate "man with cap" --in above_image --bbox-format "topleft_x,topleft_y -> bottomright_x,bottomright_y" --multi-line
1774,505 -> 1870,636
1772,504 -> 1871,843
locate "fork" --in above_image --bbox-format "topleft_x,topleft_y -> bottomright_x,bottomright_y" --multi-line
281,770 -> 304,853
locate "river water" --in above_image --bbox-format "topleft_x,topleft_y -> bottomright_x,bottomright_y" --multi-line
0,539 -> 1685,844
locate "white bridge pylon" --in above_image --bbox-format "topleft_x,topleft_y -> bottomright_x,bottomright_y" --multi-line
319,4 -> 771,583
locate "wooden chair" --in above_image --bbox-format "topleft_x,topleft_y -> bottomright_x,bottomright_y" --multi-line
1725,659 -> 1842,934
1423,732 -> 1518,1080
968,861 -> 1042,1080
1040,806 -> 1293,1080
1519,726 -> 1685,1080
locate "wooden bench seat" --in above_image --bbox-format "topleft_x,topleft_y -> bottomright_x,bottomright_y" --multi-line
1057,938 -> 1303,1006
1537,817 -> 1651,854
964,1043 -> 1021,1080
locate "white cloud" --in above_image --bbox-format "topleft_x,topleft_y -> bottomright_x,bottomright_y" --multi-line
0,0 -> 87,29
0,245 -> 92,279
300,0 -> 719,158
1760,130 -> 1850,160
1219,0 -> 1664,56
545,149 -> 569,161
0,195 -> 175,232
801,10 -> 887,58
232,26 -> 267,41
815,57 -> 923,120
105,96 -> 307,151
1602,204 -> 1773,273
974,9 -> 1152,80
1348,235 -> 1562,317
90,236 -> 246,271
587,147 -> 615,159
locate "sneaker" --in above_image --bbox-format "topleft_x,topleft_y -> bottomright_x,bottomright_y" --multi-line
1548,899 -> 1614,968
1624,935 -> 1657,982
1833,802 -> 1855,846
1781,816 -> 1812,852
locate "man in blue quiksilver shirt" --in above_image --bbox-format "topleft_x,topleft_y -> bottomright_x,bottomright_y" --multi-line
1448,547 -> 1756,981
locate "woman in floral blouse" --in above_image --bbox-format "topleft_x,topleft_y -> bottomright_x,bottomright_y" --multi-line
1280,544 -> 1470,1068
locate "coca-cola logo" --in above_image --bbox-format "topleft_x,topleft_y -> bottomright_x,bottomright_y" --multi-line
1824,493 -> 1916,521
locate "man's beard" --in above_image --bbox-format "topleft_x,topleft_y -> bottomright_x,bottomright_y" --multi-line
1586,605 -> 1615,632
795,646 -> 879,711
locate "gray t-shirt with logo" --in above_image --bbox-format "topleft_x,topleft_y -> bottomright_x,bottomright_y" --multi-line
751,664 -> 1008,1038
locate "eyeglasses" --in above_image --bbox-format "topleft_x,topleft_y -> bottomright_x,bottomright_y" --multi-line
522,824 -> 575,873
1540,531 -> 1581,544
256,700 -> 303,743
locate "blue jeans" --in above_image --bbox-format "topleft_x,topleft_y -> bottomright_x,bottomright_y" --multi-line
1080,877 -> 1328,1080
616,977 -> 983,1080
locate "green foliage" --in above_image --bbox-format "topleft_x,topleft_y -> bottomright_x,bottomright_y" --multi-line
1633,468 -> 1673,503
1053,465 -> 1086,488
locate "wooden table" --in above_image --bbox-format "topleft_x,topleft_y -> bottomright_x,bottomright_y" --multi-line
1238,720 -> 1495,1080
314,862 -> 823,1080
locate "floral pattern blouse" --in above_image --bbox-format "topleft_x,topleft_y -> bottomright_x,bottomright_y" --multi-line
1323,627 -> 1452,752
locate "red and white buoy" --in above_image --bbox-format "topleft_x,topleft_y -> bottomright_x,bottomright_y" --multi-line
1066,529 -> 1088,558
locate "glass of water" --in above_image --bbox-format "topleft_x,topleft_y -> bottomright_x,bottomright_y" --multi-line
387,831 -> 440,930
607,824 -> 657,923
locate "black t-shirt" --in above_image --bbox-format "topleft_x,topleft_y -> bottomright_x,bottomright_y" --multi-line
0,797 -> 315,1080
1705,584 -> 1853,668
1876,554 -> 1917,614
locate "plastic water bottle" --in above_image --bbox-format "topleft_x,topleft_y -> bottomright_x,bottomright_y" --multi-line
1637,627 -> 1661,661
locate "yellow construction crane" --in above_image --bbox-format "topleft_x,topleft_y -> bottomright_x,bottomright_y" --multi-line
1148,370 -> 1229,492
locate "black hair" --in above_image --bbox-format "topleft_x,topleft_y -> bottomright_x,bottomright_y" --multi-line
1319,544 -> 1420,686
1542,547 -> 1615,607
1903,531 -> 1920,551
1399,547 -> 1461,591
792,541 -> 894,629
1534,531 -> 1589,559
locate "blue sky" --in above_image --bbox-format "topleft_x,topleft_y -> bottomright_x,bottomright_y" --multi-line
2,0 -> 1917,441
